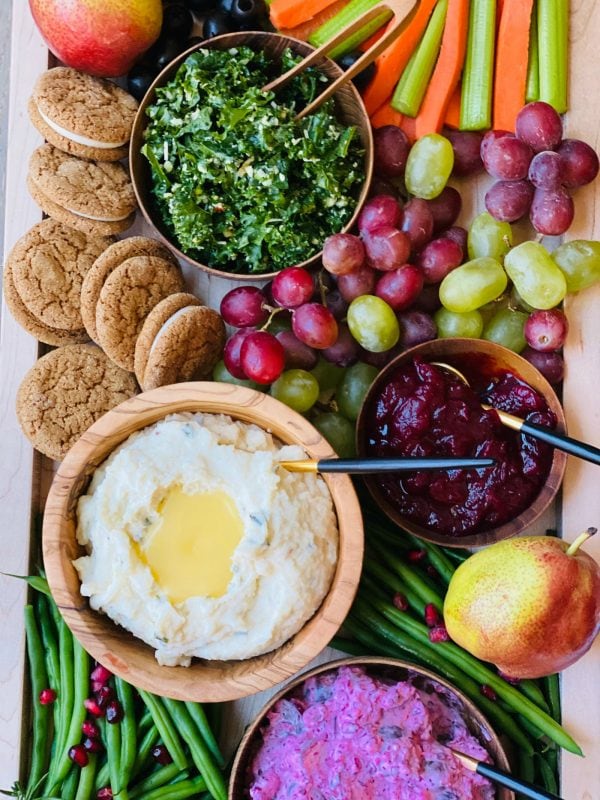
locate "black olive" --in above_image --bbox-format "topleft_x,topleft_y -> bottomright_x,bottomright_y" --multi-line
185,0 -> 218,13
187,35 -> 205,47
127,64 -> 158,102
154,38 -> 187,72
203,11 -> 233,38
336,50 -> 376,92
162,4 -> 195,38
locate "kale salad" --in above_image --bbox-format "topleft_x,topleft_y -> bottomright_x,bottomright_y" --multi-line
142,46 -> 365,274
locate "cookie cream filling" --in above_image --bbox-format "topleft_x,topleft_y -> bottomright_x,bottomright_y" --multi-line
64,206 -> 133,222
148,306 -> 196,358
37,104 -> 130,149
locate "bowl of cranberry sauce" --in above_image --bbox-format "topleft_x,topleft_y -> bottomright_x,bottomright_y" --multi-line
357,338 -> 567,548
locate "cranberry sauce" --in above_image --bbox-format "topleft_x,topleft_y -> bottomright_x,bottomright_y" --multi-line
364,358 -> 555,536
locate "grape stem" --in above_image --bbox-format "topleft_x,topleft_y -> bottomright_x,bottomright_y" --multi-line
318,270 -> 330,306
260,305 -> 284,331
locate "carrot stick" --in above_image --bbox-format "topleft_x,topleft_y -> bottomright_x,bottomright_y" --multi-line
398,114 -> 417,141
269,0 -> 339,31
371,100 -> 405,128
359,27 -> 386,51
362,0 -> 439,116
279,0 -> 347,41
492,0 -> 534,131
444,83 -> 462,128
413,0 -> 469,137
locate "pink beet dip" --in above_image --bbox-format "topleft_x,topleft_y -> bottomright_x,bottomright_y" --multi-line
245,666 -> 495,799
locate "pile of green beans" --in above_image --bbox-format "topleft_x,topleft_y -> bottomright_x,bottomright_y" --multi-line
331,508 -> 579,796
20,578 -> 227,800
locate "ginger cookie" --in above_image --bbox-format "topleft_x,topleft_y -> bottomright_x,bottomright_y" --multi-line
16,344 -> 138,461
29,67 -> 138,162
96,256 -> 184,371
27,144 -> 136,236
81,236 -> 178,343
9,219 -> 112,333
3,256 -> 89,346
134,293 -> 225,390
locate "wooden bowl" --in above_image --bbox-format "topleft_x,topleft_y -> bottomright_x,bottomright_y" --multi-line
129,31 -> 374,282
229,656 -> 514,800
356,338 -> 567,549
42,382 -> 363,702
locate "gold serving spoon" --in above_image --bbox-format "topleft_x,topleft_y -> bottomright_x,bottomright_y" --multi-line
432,361 -> 600,466
262,0 -> 418,119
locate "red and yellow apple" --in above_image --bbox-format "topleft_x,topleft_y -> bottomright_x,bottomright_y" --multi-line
29,0 -> 162,77
443,530 -> 600,678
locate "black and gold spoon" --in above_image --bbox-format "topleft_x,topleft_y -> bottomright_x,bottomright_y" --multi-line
280,456 -> 495,474
451,748 -> 563,800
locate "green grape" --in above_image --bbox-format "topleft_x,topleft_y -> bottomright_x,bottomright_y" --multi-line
552,240 -> 600,293
270,369 -> 319,413
405,133 -> 454,199
213,359 -> 262,390
347,295 -> 400,353
311,357 -> 346,395
467,212 -> 513,261
434,308 -> 484,339
483,308 -> 528,353
337,362 -> 379,421
509,286 -> 536,313
504,242 -> 567,310
439,258 -> 508,313
312,412 -> 356,458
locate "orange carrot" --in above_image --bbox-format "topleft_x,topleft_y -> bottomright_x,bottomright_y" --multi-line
363,0 -> 438,116
492,0 -> 534,131
399,114 -> 417,142
413,0 -> 469,138
371,99 -> 404,128
359,27 -> 385,51
278,0 -> 347,41
444,83 -> 462,128
270,0 -> 340,31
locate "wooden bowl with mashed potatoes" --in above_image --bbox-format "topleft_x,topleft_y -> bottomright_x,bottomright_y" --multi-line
42,382 -> 363,702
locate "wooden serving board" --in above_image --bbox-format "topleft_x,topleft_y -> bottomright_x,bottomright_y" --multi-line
1,1 -> 599,796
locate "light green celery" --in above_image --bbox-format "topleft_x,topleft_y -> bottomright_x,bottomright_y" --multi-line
538,0 -> 568,113
309,0 -> 389,48
328,13 -> 392,59
526,2 -> 540,102
460,0 -> 497,130
391,0 -> 448,116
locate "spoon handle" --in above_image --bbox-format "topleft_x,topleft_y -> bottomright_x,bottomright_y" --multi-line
474,762 -> 563,800
281,457 -> 495,473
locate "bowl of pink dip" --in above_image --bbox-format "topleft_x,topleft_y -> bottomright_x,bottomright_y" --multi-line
229,657 -> 514,800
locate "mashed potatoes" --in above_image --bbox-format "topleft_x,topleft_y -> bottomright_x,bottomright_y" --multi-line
74,413 -> 338,665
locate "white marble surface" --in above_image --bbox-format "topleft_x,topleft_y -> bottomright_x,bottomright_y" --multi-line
0,1 -> 12,266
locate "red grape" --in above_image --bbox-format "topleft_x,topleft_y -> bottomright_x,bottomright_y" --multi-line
515,101 -> 563,153
480,129 -> 511,161
240,331 -> 285,384
373,125 -> 410,177
375,264 -> 424,311
358,195 -> 403,234
220,287 -> 267,328
369,176 -> 398,197
337,265 -> 377,302
322,322 -> 360,367
275,330 -> 319,370
271,267 -> 314,309
325,288 -> 349,320
444,129 -> 484,176
412,283 -> 441,314
426,186 -> 462,233
401,198 -> 435,251
440,226 -> 468,254
485,179 -> 534,222
417,238 -> 463,284
521,347 -> 565,384
482,134 -> 533,180
530,188 -> 574,235
292,303 -> 338,349
397,310 -> 437,349
363,226 -> 411,271
524,309 -> 569,351
528,151 -> 563,189
360,343 -> 402,367
558,139 -> 600,188
223,329 -> 253,379
322,233 -> 365,276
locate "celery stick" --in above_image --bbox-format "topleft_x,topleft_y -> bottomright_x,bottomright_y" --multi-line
309,0 -> 387,47
391,0 -> 447,117
327,13 -> 392,59
538,0 -> 568,113
526,1 -> 540,102
460,0 -> 497,130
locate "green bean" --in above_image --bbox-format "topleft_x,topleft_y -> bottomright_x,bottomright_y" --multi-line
138,775 -> 207,800
105,708 -> 123,798
409,537 -> 456,586
75,752 -> 98,800
329,636 -> 373,657
363,510 -> 413,551
536,751 -> 559,794
35,593 -> 60,692
138,691 -> 187,771
368,539 -> 445,610
344,614 -> 429,665
364,556 -> 426,615
443,547 -> 471,564
61,765 -> 79,799
518,680 -> 551,713
131,724 -> 160,779
95,758 -> 110,793
516,713 -> 547,741
162,699 -> 227,800
545,673 -> 561,722
138,708 -> 154,737
130,765 -> 188,797
45,619 -> 74,794
116,677 -> 137,790
517,749 -> 536,784
185,702 -> 226,769
24,605 -> 52,793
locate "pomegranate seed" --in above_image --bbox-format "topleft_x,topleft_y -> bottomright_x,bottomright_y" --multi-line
392,593 -> 409,611
105,699 -> 123,724
83,736 -> 104,753
426,565 -> 441,581
83,698 -> 105,718
428,625 -> 450,643
90,665 -> 112,686
39,688 -> 57,705
91,680 -> 105,694
152,744 -> 173,765
407,549 -> 427,562
82,720 -> 100,739
97,788 -> 113,800
95,686 -> 115,709
480,684 -> 498,701
424,604 -> 441,627
68,744 -> 89,767
498,670 -> 521,685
